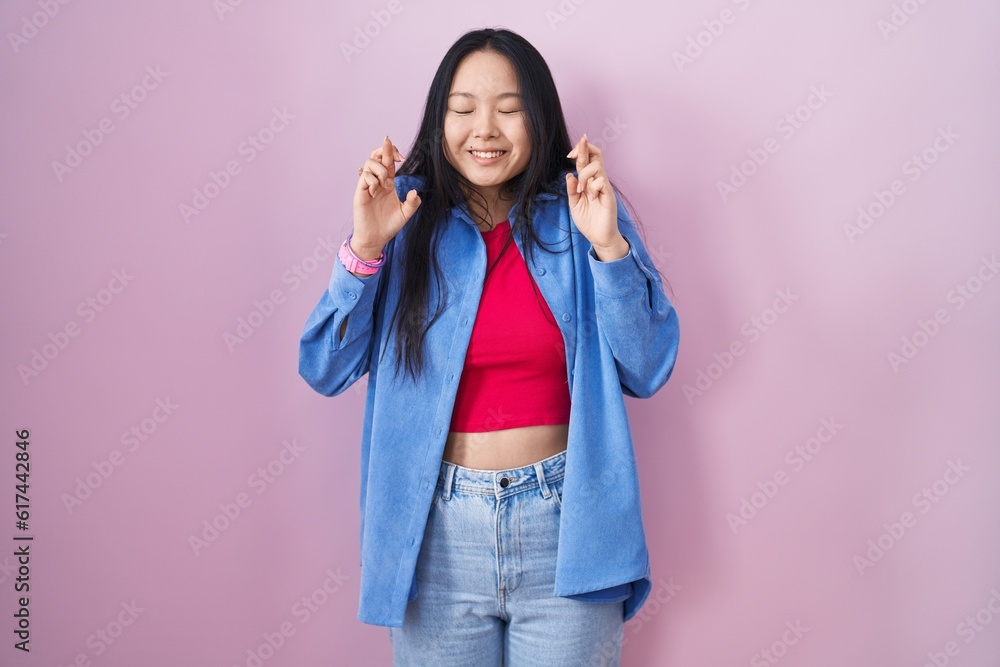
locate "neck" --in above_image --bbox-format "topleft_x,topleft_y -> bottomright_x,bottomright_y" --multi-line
462,183 -> 511,228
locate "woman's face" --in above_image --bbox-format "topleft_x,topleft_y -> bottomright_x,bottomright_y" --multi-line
443,50 -> 531,204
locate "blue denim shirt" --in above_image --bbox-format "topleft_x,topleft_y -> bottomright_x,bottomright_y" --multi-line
298,172 -> 680,627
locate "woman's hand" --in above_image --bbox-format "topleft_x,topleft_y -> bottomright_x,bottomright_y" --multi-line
565,135 -> 628,258
353,135 -> 422,255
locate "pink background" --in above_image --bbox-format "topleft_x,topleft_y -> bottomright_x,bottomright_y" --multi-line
2,1 -> 999,665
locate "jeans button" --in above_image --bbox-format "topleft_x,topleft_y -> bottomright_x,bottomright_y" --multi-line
499,477 -> 510,488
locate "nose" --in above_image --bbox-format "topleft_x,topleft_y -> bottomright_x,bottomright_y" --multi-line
473,108 -> 499,140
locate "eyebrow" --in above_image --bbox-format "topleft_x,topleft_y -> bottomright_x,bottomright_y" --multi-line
448,92 -> 521,100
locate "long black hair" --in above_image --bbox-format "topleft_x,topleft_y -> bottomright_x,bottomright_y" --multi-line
384,27 -> 667,382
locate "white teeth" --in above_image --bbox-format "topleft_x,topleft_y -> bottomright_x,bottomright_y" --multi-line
471,150 -> 505,158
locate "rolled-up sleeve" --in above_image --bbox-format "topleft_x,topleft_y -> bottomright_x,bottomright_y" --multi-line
587,195 -> 680,398
298,249 -> 384,396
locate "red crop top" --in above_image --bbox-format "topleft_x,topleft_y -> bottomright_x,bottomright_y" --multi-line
448,220 -> 572,433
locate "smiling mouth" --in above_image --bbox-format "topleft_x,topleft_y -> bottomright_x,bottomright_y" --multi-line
469,150 -> 507,159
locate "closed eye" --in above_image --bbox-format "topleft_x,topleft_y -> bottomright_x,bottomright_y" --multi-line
451,110 -> 521,115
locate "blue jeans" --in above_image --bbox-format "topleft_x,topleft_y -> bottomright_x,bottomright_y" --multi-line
388,449 -> 625,667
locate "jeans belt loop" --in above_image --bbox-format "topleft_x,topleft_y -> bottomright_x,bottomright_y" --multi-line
534,461 -> 552,499
442,463 -> 457,501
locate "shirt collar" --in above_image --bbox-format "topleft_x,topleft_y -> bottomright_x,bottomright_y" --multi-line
402,172 -> 565,226
451,188 -> 561,227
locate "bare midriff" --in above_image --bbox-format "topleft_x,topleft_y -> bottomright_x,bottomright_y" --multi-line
443,423 -> 568,470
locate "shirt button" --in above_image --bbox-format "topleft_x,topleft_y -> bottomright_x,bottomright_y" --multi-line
561,313 -> 571,322
536,268 -> 546,276
348,292 -> 357,300
462,318 -> 469,326
499,477 -> 510,488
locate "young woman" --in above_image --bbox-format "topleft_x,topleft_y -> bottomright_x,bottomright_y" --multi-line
298,27 -> 680,666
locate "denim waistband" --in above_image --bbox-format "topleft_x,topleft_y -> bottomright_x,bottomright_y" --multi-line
437,449 -> 566,501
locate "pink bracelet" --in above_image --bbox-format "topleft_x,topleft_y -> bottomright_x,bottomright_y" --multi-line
339,232 -> 385,275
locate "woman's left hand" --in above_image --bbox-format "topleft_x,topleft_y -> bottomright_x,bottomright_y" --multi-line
566,135 -> 626,254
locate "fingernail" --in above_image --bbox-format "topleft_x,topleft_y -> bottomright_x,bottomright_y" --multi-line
582,133 -> 588,141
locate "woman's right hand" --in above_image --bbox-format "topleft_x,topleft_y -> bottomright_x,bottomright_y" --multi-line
352,135 -> 422,257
